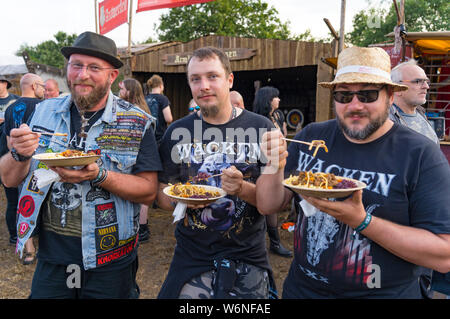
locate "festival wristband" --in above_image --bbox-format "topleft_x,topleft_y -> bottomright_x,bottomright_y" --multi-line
352,212 -> 372,239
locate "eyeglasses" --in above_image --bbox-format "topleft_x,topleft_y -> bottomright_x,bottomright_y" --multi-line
188,106 -> 200,112
399,79 -> 431,86
68,62 -> 114,74
34,82 -> 45,88
333,87 -> 385,104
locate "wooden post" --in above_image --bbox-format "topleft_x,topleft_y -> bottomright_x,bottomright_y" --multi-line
400,0 -> 406,62
338,0 -> 346,53
94,0 -> 99,33
127,0 -> 134,55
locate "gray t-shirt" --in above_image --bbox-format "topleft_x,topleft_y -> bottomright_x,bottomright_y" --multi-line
392,104 -> 440,144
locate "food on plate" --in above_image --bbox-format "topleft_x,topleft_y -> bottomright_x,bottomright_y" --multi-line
58,149 -> 97,157
191,172 -> 212,183
284,171 -> 357,190
168,183 -> 221,199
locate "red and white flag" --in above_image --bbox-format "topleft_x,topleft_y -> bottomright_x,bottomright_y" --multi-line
98,0 -> 129,35
136,0 -> 214,12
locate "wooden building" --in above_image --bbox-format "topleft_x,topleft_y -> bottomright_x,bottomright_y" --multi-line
119,35 -> 335,130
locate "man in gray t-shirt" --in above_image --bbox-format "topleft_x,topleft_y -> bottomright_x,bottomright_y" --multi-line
389,59 -> 439,144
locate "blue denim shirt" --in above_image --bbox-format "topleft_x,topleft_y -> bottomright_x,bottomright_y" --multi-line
16,92 -> 153,270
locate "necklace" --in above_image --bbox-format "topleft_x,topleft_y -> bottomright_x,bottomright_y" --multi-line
77,107 -> 100,139
229,106 -> 237,121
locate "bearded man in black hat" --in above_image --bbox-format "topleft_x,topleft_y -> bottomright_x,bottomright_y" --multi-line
0,32 -> 162,299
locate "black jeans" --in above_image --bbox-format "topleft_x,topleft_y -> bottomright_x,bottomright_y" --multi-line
30,257 -> 140,299
4,186 -> 18,242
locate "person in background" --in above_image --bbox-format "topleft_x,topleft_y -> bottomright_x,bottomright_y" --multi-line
0,76 -> 19,124
156,46 -> 277,299
0,75 -> 19,245
145,74 -> 173,145
44,79 -> 60,99
253,86 -> 292,258
187,98 -> 200,115
230,90 -> 245,109
0,32 -> 161,298
257,46 -> 450,298
390,59 -> 439,144
3,73 -> 45,264
119,77 -> 156,243
391,60 -> 449,297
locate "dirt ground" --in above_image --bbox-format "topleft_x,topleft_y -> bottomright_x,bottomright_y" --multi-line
0,185 -> 294,299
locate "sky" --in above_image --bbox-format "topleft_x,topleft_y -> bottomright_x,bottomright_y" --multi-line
0,0 -> 389,65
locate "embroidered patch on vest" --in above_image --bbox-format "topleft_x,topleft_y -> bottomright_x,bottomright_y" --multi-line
95,112 -> 146,152
86,186 -> 111,202
18,195 -> 35,218
18,222 -> 30,238
95,224 -> 119,252
95,202 -> 117,227
96,235 -> 137,267
26,174 -> 43,195
116,99 -> 133,110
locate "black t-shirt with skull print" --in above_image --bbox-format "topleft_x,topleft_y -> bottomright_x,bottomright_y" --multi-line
157,110 -> 276,298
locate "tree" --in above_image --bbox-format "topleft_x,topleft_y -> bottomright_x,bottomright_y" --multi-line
348,0 -> 450,47
156,0 -> 291,42
16,31 -> 78,69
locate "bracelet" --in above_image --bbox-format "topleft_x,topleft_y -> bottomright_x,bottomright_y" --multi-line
91,167 -> 104,184
91,167 -> 108,187
352,212 -> 372,239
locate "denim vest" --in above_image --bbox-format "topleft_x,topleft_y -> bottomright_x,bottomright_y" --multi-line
16,92 -> 153,270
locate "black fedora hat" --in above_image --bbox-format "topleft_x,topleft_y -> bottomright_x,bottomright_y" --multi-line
61,31 -> 123,69
0,75 -> 12,89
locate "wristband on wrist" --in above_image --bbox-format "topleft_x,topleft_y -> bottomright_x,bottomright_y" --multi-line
91,167 -> 108,187
352,212 -> 372,239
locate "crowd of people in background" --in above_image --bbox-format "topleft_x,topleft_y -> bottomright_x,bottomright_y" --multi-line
0,31 -> 448,299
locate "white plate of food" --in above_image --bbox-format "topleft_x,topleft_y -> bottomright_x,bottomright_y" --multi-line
163,183 -> 227,205
283,171 -> 366,199
32,150 -> 100,167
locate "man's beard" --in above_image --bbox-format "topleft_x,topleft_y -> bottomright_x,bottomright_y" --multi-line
200,104 -> 220,118
67,78 -> 110,111
336,100 -> 390,141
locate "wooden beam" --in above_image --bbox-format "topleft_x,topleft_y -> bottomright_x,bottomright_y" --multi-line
323,18 -> 339,40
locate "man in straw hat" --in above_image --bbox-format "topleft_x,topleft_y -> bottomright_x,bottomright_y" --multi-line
256,46 -> 450,298
0,31 -> 162,298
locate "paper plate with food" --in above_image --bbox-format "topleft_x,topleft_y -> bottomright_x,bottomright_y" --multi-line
283,171 -> 366,199
163,183 -> 227,205
32,150 -> 100,167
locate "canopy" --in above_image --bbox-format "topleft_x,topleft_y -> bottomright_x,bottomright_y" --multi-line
386,31 -> 450,56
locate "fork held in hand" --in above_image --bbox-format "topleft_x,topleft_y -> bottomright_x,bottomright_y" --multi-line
282,138 -> 328,157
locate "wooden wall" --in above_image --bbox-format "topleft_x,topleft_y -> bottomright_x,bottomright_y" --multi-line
121,35 -> 335,122
124,35 -> 333,74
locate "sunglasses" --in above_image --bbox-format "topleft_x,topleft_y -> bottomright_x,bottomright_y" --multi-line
333,86 -> 385,104
189,106 -> 200,111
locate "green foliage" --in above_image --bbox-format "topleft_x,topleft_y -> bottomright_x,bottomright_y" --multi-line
16,31 -> 78,69
348,0 -> 450,47
156,0 -> 292,42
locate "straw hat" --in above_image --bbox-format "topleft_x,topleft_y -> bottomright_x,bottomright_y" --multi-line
319,46 -> 408,91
